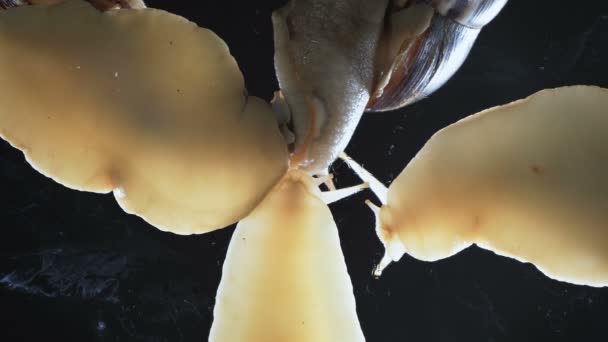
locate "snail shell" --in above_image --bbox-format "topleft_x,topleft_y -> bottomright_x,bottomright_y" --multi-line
367,0 -> 508,111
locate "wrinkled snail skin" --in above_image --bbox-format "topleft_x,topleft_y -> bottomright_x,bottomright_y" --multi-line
210,171 -> 365,342
377,86 -> 608,287
368,0 -> 508,111
272,0 -> 391,174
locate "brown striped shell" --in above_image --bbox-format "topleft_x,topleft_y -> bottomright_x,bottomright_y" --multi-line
367,0 -> 508,111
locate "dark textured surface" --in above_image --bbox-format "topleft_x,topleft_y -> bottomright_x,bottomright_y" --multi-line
1,0 -> 607,341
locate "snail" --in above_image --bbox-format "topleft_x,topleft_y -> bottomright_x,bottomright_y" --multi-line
343,86 -> 608,287
272,0 -> 507,173
1,0 -> 607,341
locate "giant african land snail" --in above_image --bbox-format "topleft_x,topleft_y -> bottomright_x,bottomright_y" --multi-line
273,0 -> 508,174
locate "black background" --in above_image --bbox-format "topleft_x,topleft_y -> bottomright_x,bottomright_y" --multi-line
1,1 -> 608,341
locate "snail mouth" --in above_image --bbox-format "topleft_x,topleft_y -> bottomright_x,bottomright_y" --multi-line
288,95 -> 317,171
